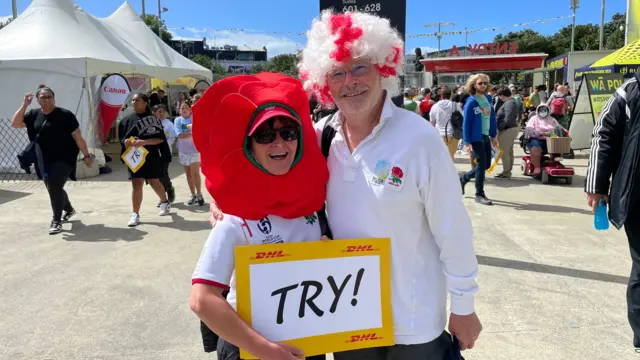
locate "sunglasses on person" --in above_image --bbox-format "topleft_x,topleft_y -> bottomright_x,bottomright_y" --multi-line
39,95 -> 53,100
476,82 -> 488,86
326,61 -> 372,83
252,126 -> 300,144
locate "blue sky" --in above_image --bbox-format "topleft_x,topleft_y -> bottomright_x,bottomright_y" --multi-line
1,0 -> 627,56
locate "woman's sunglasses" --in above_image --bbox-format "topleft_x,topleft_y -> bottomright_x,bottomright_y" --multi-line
252,126 -> 299,145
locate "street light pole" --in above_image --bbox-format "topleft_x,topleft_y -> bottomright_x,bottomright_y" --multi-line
570,0 -> 580,52
11,0 -> 17,19
599,0 -> 606,50
157,0 -> 161,38
424,22 -> 455,56
141,0 -> 146,18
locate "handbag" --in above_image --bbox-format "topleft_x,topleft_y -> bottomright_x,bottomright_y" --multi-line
17,116 -> 47,176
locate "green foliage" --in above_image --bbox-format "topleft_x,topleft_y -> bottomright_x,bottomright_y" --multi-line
211,63 -> 227,75
0,17 -> 13,30
192,54 -> 213,69
265,54 -> 299,76
141,14 -> 172,45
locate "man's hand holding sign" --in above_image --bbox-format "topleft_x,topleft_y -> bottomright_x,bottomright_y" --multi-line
235,239 -> 394,359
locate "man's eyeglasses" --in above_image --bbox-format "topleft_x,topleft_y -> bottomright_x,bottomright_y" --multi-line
252,126 -> 299,145
39,96 -> 53,100
326,61 -> 372,83
476,82 -> 488,86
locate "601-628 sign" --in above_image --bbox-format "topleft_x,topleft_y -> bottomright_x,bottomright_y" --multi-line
319,0 -> 407,42
342,3 -> 381,12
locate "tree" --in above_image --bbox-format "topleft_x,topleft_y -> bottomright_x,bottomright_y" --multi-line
192,54 -> 213,70
211,63 -> 227,75
605,13 -> 626,49
141,14 -> 172,45
0,17 -> 13,31
249,63 -> 267,74
267,54 -> 299,76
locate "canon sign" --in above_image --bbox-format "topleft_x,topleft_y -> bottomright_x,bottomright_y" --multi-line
99,74 -> 131,142
103,86 -> 127,95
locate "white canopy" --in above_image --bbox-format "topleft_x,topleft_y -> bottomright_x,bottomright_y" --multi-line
102,1 -> 212,81
0,0 -> 211,81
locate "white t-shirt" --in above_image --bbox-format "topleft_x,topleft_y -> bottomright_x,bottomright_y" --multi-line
161,119 -> 176,153
314,96 -> 477,345
192,214 -> 322,309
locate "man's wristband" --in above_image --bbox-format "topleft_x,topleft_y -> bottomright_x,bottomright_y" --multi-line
83,154 -> 91,159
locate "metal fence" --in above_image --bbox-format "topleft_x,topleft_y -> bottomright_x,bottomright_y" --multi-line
0,117 -> 37,182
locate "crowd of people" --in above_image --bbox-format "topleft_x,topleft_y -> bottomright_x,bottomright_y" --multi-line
11,85 -> 208,232
390,80 -> 576,205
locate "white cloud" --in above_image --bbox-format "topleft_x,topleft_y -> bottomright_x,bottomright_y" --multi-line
172,28 -> 305,58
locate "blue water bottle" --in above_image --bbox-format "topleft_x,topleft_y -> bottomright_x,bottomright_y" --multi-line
594,198 -> 609,231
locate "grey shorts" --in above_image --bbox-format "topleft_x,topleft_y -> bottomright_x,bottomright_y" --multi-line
333,332 -> 457,360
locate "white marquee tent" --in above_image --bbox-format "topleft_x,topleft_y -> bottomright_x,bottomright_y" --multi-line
0,0 -> 212,167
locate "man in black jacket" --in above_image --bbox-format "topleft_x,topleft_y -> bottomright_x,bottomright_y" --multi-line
585,74 -> 640,350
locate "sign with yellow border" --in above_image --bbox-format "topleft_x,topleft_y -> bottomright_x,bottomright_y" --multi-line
486,144 -> 503,174
120,140 -> 149,173
235,238 -> 393,359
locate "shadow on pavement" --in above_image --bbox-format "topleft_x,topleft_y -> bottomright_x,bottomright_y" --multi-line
0,189 -> 32,205
478,255 -> 628,285
143,212 -> 211,232
171,202 -> 209,214
491,199 -> 593,215
487,177 -> 533,188
62,221 -> 147,242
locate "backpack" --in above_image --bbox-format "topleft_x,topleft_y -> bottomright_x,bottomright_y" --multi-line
317,116 -> 337,240
445,103 -> 464,141
550,97 -> 567,115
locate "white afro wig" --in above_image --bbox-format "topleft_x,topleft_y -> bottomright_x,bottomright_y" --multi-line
298,10 -> 405,106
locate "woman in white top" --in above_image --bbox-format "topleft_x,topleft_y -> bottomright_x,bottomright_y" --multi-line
429,87 -> 461,160
190,72 -> 329,360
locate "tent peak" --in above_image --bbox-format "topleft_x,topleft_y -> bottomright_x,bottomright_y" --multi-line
107,1 -> 139,21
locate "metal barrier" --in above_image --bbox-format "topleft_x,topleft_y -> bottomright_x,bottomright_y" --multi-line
0,118 -> 38,182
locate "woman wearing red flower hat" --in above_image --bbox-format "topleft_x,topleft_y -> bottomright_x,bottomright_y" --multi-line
189,73 -> 329,360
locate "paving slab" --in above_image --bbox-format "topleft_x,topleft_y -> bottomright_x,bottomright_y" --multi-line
0,147 -> 635,360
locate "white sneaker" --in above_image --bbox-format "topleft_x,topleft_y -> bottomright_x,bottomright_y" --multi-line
128,212 -> 140,227
159,202 -> 171,216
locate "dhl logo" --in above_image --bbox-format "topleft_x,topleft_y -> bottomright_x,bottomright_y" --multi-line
251,250 -> 289,260
343,245 -> 377,253
346,333 -> 382,343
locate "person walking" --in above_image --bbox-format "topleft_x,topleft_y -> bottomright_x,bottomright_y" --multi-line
495,87 -> 520,179
119,93 -> 171,226
460,74 -> 498,205
11,84 -> 93,234
546,84 -> 570,129
429,87 -> 461,160
154,104 -> 176,204
174,102 -> 205,206
585,75 -> 640,351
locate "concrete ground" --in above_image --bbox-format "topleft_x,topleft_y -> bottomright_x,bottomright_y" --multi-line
0,146 -> 636,360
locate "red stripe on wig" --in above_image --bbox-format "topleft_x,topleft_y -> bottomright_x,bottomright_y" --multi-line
328,13 -> 363,63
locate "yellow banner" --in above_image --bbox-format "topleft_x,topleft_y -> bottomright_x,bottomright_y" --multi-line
235,238 -> 394,359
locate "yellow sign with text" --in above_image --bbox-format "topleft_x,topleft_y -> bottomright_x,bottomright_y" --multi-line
235,238 -> 393,359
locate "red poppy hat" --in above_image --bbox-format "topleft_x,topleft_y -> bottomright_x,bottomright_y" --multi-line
192,72 -> 328,220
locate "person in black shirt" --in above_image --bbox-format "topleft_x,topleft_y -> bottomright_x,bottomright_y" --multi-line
118,93 -> 171,227
11,85 -> 93,235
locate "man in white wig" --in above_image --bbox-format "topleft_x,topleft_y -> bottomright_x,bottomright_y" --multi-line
300,10 -> 482,360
